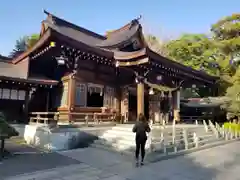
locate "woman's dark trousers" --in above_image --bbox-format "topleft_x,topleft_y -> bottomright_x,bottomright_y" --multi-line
135,139 -> 146,161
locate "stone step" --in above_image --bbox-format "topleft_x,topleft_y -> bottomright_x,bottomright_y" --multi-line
112,126 -> 134,132
99,134 -> 135,142
102,129 -> 135,136
91,142 -> 133,156
93,139 -> 135,152
92,123 -> 222,160
96,138 -> 134,147
100,133 -> 134,140
198,137 -> 224,146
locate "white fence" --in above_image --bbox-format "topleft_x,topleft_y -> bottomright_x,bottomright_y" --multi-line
148,119 -> 240,157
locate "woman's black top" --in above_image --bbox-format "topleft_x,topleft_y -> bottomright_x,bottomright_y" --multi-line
132,121 -> 151,141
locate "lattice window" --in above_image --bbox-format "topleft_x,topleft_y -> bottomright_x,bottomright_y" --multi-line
75,83 -> 86,106
2,88 -> 10,99
18,90 -> 26,100
0,88 -> 2,99
10,90 -> 18,100
104,86 -> 115,108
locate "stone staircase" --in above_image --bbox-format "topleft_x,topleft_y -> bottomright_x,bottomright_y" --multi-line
91,124 -> 137,155
91,121 -> 224,159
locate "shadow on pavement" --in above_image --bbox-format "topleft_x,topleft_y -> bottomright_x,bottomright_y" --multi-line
0,138 -> 82,179
0,152 -> 81,179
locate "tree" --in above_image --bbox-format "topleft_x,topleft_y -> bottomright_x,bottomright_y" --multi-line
9,34 -> 39,58
0,112 -> 19,156
211,13 -> 240,55
223,68 -> 240,115
145,35 -> 167,56
26,34 -> 39,49
165,34 -> 223,75
213,14 -> 240,113
9,36 -> 28,58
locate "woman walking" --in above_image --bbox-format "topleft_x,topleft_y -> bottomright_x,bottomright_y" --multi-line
132,113 -> 151,166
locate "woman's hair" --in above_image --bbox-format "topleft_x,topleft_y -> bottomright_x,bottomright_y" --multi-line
138,113 -> 147,122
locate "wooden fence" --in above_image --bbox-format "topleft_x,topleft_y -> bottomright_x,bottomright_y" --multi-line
29,112 -> 116,126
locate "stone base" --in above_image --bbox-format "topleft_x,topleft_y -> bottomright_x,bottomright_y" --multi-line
11,124 -> 115,151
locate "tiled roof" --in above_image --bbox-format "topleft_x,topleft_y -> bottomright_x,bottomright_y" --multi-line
0,55 -> 11,61
0,61 -> 27,79
43,10 -> 141,49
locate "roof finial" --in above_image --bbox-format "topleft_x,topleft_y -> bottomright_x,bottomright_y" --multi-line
136,15 -> 142,21
130,15 -> 142,29
43,9 -> 50,15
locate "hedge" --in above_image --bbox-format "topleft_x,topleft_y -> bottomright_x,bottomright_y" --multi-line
223,122 -> 240,133
0,112 -> 19,139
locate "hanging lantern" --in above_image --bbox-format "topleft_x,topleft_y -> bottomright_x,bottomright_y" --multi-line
156,75 -> 162,81
50,41 -> 56,47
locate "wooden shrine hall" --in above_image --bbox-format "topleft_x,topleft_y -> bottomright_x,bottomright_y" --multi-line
0,11 -> 218,124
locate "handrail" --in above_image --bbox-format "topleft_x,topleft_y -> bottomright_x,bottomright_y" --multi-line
29,112 -> 59,125
29,112 -> 59,115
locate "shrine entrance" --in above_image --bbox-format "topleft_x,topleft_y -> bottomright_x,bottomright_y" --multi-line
128,92 -> 149,122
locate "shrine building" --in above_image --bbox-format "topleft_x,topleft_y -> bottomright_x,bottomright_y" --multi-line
0,11 -> 218,124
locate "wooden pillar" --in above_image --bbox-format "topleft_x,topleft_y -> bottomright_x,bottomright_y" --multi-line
68,74 -> 76,122
137,82 -> 145,116
115,87 -> 122,123
46,91 -> 50,112
121,87 -> 129,123
24,89 -> 30,124
148,94 -> 159,124
173,90 -> 180,123
69,74 -> 76,110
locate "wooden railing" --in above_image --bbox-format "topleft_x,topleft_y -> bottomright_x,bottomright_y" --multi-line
65,112 -> 116,124
181,116 -> 213,123
29,112 -> 59,125
29,111 -> 116,125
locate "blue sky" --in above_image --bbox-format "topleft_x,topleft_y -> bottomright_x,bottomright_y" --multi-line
0,0 -> 239,56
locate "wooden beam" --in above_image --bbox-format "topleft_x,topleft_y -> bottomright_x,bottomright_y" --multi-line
68,74 -> 76,112
137,82 -> 145,116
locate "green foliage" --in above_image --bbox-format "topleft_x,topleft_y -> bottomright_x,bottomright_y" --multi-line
26,34 -> 40,49
223,122 -> 240,133
9,34 -> 40,58
163,13 -> 240,99
0,112 -> 19,139
145,34 -> 167,56
223,68 -> 240,113
165,33 -> 223,76
9,36 -> 28,58
211,13 -> 240,54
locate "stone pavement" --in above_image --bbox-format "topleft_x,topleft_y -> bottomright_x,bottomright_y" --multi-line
3,141 -> 240,180
0,152 -> 81,179
5,137 -> 42,155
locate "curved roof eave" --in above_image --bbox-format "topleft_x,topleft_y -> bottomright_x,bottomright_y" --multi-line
96,20 -> 142,49
113,48 -> 147,60
148,49 -> 218,82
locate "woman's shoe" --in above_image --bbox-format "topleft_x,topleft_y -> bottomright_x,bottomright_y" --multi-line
135,160 -> 139,167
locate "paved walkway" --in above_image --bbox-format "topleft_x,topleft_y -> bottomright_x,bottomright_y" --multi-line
4,137 -> 42,155
1,138 -> 81,179
3,141 -> 240,180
